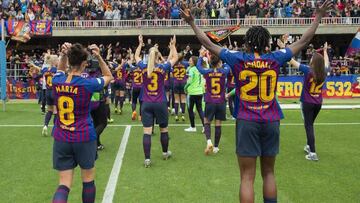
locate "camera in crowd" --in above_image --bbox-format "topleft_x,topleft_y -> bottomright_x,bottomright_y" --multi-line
87,55 -> 100,73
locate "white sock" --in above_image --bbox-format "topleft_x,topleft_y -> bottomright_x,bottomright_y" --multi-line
207,139 -> 212,145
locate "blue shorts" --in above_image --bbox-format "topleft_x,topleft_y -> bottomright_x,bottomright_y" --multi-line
236,119 -> 280,157
53,140 -> 97,171
46,89 -> 54,106
205,103 -> 226,121
141,102 -> 168,128
114,82 -> 125,91
173,83 -> 186,94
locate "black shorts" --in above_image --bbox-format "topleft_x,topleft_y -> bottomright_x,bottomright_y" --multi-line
173,83 -> 186,94
114,83 -> 125,91
205,103 -> 226,121
236,119 -> 280,157
53,140 -> 97,171
141,102 -> 168,128
46,89 -> 54,106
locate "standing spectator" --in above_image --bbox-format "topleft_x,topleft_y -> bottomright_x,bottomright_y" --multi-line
274,3 -> 285,18
218,5 -> 228,19
8,6 -> 17,18
171,4 -> 180,19
256,3 -> 266,18
104,7 -> 113,20
228,4 -> 237,19
113,6 -> 121,20
285,3 -> 293,17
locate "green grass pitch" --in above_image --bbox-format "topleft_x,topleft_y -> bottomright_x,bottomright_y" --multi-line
0,102 -> 359,203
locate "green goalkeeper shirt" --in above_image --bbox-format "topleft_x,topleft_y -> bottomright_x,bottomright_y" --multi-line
184,65 -> 205,95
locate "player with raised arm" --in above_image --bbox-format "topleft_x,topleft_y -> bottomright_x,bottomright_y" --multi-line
51,43 -> 113,203
113,58 -> 127,114
173,54 -> 189,122
39,54 -> 58,136
135,35 -> 179,167
289,42 -> 328,161
182,0 -> 332,202
196,50 -> 230,155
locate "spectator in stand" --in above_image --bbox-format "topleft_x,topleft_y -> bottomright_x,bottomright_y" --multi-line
171,3 -> 180,19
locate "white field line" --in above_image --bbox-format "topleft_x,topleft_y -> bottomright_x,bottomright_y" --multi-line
102,125 -> 131,203
0,123 -> 360,127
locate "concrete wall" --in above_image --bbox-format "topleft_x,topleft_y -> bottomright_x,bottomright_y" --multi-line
53,25 -> 359,37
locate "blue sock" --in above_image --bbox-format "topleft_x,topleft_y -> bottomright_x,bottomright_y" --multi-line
174,103 -> 179,115
82,181 -> 96,203
160,132 -> 169,153
214,126 -> 221,147
44,111 -> 53,127
204,123 -> 211,140
264,197 -> 277,203
143,134 -> 151,159
52,185 -> 69,203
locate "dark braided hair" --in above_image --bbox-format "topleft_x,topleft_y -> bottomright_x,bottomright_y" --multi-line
244,26 -> 271,54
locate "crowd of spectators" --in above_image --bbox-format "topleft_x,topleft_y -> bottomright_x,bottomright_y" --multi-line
6,36 -> 359,82
1,0 -> 359,21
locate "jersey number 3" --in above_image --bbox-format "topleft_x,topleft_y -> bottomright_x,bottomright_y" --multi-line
147,72 -> 158,91
58,96 -> 75,126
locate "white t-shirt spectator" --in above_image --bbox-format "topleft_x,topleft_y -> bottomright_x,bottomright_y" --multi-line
104,10 -> 113,20
113,8 -> 121,20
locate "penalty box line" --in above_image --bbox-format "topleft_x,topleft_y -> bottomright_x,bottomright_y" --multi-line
1,123 -> 360,127
102,125 -> 132,203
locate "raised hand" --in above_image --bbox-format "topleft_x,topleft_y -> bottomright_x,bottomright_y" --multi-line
324,42 -> 328,50
60,42 -> 72,55
88,44 -> 100,57
316,0 -> 333,18
180,5 -> 194,24
138,35 -> 143,44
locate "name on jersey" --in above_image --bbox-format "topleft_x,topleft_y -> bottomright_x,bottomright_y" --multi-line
248,104 -> 270,110
142,67 -> 165,74
55,85 -> 78,94
244,61 -> 270,69
208,72 -> 223,77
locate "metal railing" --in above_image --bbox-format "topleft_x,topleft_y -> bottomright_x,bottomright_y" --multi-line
52,17 -> 360,29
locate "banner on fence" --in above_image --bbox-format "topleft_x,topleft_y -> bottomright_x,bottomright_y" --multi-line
30,20 -> 52,36
277,75 -> 360,98
6,79 -> 38,99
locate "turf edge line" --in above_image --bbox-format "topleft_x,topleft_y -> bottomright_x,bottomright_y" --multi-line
101,125 -> 132,203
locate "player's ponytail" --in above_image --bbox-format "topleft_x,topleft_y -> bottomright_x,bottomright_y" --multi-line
147,47 -> 158,78
310,53 -> 326,85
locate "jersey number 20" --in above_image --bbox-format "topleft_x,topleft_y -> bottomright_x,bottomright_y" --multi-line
240,70 -> 276,103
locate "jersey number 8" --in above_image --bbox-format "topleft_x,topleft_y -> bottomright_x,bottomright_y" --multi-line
58,96 -> 75,126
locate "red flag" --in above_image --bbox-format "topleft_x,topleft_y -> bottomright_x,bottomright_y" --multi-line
9,21 -> 31,43
205,25 -> 240,43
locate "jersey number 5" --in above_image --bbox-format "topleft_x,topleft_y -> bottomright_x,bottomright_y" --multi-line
240,70 -> 277,103
58,96 -> 75,126
211,78 -> 221,95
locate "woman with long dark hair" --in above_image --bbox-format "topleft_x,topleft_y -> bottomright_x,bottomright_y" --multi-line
289,42 -> 328,161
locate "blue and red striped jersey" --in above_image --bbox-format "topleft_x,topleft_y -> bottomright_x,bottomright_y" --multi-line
113,64 -> 127,85
138,60 -> 171,103
131,66 -> 143,89
172,61 -> 189,84
52,71 -> 104,143
300,64 -> 325,104
41,66 -> 57,89
196,57 -> 230,104
227,69 -> 236,89
220,48 -> 293,122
